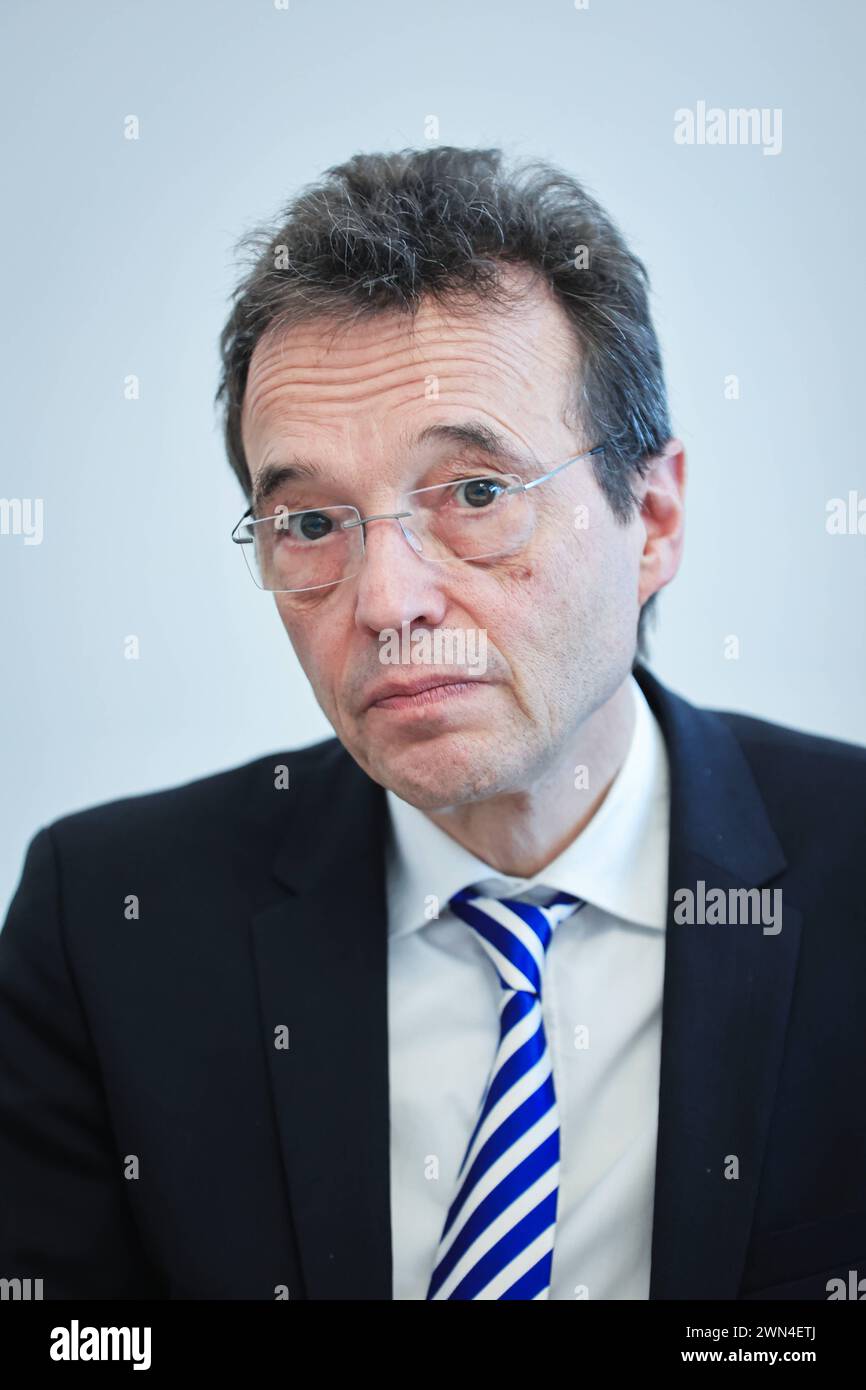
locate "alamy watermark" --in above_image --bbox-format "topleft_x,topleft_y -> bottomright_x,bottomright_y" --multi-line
0,497 -> 43,545
827,1270 -> 866,1299
674,102 -> 782,156
378,620 -> 488,676
826,491 -> 866,535
49,1320 -> 151,1370
673,881 -> 782,935
0,1276 -> 43,1299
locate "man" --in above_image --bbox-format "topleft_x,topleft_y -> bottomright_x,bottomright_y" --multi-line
1,147 -> 864,1301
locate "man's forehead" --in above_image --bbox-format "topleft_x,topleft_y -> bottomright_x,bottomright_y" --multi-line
241,274 -> 576,430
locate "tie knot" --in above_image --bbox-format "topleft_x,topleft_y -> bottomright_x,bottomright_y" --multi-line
448,884 -> 584,997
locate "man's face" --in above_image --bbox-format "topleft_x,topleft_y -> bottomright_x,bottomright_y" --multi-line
240,269 -> 654,810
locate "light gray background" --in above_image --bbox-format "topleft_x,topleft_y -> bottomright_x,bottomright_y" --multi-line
2,0 -> 864,918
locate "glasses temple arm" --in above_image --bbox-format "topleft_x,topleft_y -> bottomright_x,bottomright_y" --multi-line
520,444 -> 606,492
231,506 -> 254,543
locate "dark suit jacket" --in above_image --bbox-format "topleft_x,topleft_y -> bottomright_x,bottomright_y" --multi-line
1,665 -> 865,1300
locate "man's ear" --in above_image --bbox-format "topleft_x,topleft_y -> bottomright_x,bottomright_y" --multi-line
637,438 -> 686,608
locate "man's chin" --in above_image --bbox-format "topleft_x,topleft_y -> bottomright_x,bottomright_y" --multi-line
357,732 -> 510,811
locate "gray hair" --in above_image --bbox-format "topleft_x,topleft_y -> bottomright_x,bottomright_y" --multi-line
216,146 -> 672,656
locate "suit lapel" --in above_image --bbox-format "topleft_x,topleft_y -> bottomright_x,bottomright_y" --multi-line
250,747 -> 392,1299
635,666 -> 804,1299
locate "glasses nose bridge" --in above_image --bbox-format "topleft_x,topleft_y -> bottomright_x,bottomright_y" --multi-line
348,508 -> 414,531
345,507 -> 426,559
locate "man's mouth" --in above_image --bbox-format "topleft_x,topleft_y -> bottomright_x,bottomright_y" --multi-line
363,675 -> 488,712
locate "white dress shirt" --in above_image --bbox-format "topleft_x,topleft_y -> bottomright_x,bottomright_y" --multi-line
385,674 -> 670,1299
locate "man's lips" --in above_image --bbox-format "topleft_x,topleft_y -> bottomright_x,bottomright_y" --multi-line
363,675 -> 488,712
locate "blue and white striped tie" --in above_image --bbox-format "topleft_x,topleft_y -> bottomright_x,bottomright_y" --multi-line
426,883 -> 585,1301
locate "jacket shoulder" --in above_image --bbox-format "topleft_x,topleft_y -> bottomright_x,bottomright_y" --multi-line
711,707 -> 866,857
714,706 -> 866,779
42,735 -> 353,855
637,664 -> 866,863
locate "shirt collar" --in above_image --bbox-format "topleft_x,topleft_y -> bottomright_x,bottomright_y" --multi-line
385,673 -> 670,939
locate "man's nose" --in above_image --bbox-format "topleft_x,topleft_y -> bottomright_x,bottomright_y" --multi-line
352,514 -> 449,635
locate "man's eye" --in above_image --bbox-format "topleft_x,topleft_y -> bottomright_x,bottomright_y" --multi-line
455,477 -> 507,508
275,510 -> 335,541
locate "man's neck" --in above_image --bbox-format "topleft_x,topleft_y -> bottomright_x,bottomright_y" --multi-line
424,675 -> 637,878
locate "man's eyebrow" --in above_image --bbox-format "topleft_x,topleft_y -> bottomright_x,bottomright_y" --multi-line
413,420 -> 531,467
251,422 -> 533,510
251,459 -> 321,510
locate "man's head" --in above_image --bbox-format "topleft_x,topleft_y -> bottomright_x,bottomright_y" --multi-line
217,147 -> 684,810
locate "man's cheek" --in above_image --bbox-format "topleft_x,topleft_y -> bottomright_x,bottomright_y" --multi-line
492,544 -> 578,615
278,624 -> 329,700
302,643 -> 336,697
487,553 -> 538,590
